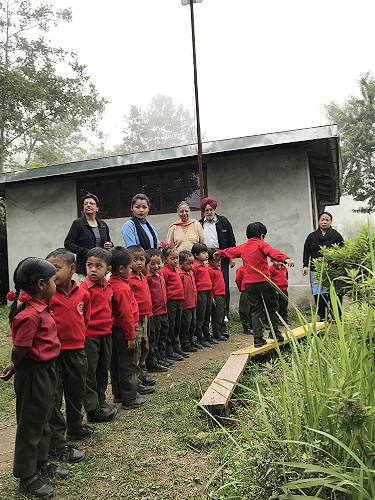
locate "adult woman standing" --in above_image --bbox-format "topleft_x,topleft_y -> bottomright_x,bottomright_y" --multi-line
302,211 -> 344,320
64,193 -> 113,277
122,194 -> 160,250
167,202 -> 207,252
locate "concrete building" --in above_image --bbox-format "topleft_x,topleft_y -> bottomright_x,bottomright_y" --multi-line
0,124 -> 341,307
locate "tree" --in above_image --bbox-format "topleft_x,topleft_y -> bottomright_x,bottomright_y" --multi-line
114,94 -> 197,154
323,71 -> 375,213
0,0 -> 107,171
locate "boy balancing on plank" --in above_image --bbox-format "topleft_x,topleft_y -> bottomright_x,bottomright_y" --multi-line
214,222 -> 294,347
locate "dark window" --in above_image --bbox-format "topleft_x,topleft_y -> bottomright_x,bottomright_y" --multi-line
77,164 -> 206,218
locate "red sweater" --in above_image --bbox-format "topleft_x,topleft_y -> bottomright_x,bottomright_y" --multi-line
128,271 -> 152,317
235,265 -> 246,292
208,265 -> 226,296
45,281 -> 91,349
219,239 -> 289,284
161,264 -> 184,301
109,276 -> 136,340
12,297 -> 61,361
178,269 -> 197,310
80,277 -> 113,338
146,271 -> 167,316
269,264 -> 289,290
192,260 -> 212,291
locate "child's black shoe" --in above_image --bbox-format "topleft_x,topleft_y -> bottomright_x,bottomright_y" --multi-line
207,337 -> 219,345
174,348 -> 190,358
121,397 -> 147,410
37,461 -> 70,479
137,383 -> 155,395
270,331 -> 285,342
191,341 -> 203,349
159,358 -> 173,366
19,474 -> 54,499
254,338 -> 267,347
87,403 -> 117,423
140,372 -> 156,385
147,363 -> 168,372
49,444 -> 85,463
215,334 -> 228,341
66,424 -> 100,441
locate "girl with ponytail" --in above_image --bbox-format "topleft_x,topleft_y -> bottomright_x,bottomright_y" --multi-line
1,257 -> 68,498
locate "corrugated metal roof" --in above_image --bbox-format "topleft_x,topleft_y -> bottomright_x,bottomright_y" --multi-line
0,124 -> 339,186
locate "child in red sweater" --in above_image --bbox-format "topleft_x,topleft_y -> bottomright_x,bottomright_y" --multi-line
269,258 -> 291,326
45,249 -> 97,465
235,265 -> 253,335
178,250 -> 198,352
146,248 -> 170,370
192,242 -> 216,347
207,249 -> 227,342
127,245 -> 155,396
161,245 -> 186,361
216,222 -> 294,347
80,248 -> 117,423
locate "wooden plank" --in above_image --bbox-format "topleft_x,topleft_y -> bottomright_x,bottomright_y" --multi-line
198,322 -> 325,415
199,353 -> 249,414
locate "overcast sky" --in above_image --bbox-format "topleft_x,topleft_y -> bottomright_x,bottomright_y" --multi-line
48,0 -> 375,147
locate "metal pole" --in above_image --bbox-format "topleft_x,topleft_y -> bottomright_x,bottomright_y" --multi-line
189,0 -> 204,210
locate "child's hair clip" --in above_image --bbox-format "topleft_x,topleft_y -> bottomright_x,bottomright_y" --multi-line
7,291 -> 19,302
19,293 -> 32,303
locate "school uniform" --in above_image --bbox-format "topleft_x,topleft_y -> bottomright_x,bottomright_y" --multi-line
235,265 -> 252,333
269,263 -> 289,322
12,297 -> 61,478
80,277 -> 113,412
146,271 -> 168,363
192,260 -> 212,342
208,264 -> 226,339
178,268 -> 197,349
161,263 -> 184,355
218,239 -> 289,341
128,271 -> 152,380
45,282 -> 91,451
109,276 -> 138,404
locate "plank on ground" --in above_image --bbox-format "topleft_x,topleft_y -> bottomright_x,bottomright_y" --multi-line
199,353 -> 249,414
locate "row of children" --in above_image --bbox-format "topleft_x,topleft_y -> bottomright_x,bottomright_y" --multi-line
1,220 -> 294,499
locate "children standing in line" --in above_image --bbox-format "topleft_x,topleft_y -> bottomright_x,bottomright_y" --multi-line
269,259 -> 291,326
45,249 -> 96,466
146,248 -> 171,370
127,245 -> 155,396
161,245 -> 186,360
207,249 -> 228,342
178,250 -> 199,352
80,247 -> 118,423
192,242 -> 216,347
215,222 -> 294,347
109,246 -> 147,410
235,264 -> 253,335
1,258 -> 68,499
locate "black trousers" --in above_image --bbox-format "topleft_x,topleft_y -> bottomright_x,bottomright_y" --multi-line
136,316 -> 149,380
110,326 -> 139,404
245,281 -> 279,340
166,299 -> 182,355
14,358 -> 58,478
180,307 -> 196,348
195,290 -> 212,340
276,288 -> 289,321
49,349 -> 88,451
150,312 -> 169,360
212,295 -> 225,337
221,257 -> 230,315
83,334 -> 112,412
239,290 -> 252,331
146,315 -> 158,369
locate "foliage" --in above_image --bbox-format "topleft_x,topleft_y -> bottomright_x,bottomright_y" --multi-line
323,71 -> 375,213
0,0 -> 107,171
113,94 -> 197,154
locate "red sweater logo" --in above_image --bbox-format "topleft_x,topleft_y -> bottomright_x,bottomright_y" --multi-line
77,301 -> 84,315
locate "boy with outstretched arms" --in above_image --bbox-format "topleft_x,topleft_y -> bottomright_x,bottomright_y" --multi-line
215,222 -> 294,347
80,247 -> 117,422
45,248 -> 97,465
109,246 -> 147,410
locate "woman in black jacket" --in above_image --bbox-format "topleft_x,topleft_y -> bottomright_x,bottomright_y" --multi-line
64,193 -> 113,278
302,211 -> 344,320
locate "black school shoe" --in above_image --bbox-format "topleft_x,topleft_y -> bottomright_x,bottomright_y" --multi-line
37,461 -> 70,479
207,337 -> 219,345
66,424 -> 100,441
49,444 -> 85,463
254,338 -> 267,347
140,372 -> 157,385
270,331 -> 285,342
137,383 -> 155,395
215,334 -> 228,341
243,329 -> 253,335
174,348 -> 189,358
121,397 -> 148,410
147,363 -> 168,372
19,475 -> 54,499
87,402 -> 117,423
191,341 -> 203,349
183,344 -> 198,352
196,339 -> 211,347
158,358 -> 172,367
167,351 -> 184,361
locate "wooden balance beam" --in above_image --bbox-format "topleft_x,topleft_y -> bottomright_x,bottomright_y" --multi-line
198,322 -> 325,415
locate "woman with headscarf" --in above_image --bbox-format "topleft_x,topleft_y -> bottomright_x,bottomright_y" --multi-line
122,193 -> 160,250
166,202 -> 207,252
302,211 -> 344,320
